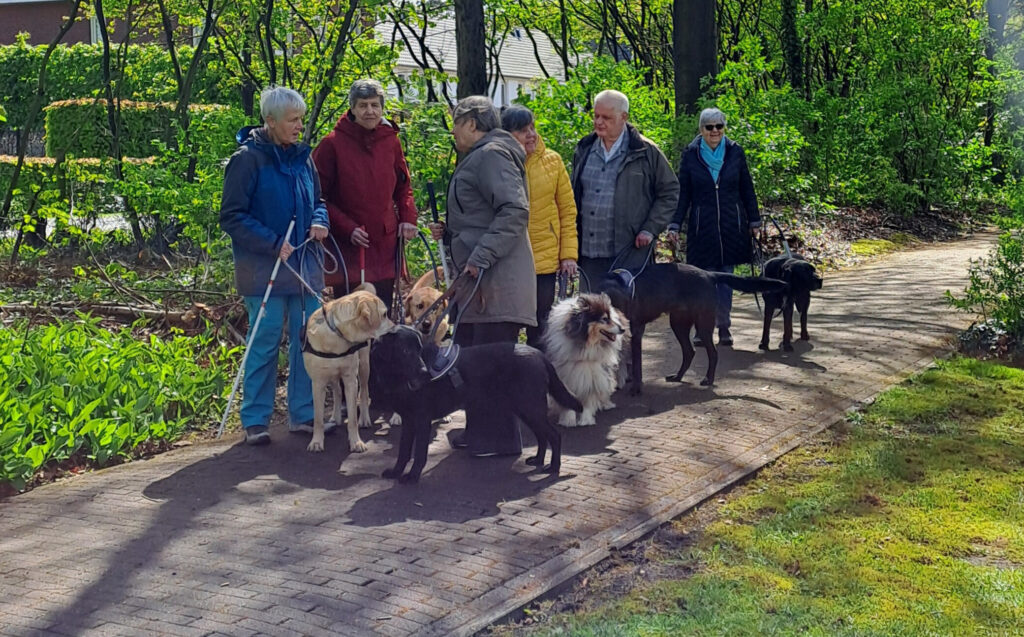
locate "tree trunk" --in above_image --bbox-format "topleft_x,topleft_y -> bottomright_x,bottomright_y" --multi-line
781,0 -> 803,90
673,0 -> 717,116
455,0 -> 488,98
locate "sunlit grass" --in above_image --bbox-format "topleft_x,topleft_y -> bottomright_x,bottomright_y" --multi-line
520,357 -> 1024,636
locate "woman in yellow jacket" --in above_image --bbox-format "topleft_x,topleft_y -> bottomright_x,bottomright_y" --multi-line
502,105 -> 579,347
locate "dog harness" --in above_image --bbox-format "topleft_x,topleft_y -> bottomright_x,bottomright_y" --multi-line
300,306 -> 370,359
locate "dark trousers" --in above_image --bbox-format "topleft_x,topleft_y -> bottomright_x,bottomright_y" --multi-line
525,273 -> 557,349
578,256 -> 615,294
454,321 -> 524,455
333,278 -> 394,309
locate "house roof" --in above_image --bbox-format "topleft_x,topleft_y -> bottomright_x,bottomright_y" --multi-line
377,16 -> 566,83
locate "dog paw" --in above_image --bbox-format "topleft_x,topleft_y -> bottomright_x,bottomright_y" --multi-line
358,415 -> 373,429
800,332 -> 810,341
398,472 -> 420,484
758,342 -> 769,351
542,464 -> 559,475
578,414 -> 597,427
382,467 -> 399,479
307,437 -> 325,453
374,424 -> 391,437
388,412 -> 403,427
628,385 -> 643,397
700,377 -> 714,386
350,439 -> 368,453
783,342 -> 794,352
665,374 -> 683,383
525,454 -> 543,466
557,413 -> 576,428
600,399 -> 616,411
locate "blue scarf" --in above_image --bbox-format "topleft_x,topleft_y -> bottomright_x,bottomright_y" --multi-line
700,137 -> 726,183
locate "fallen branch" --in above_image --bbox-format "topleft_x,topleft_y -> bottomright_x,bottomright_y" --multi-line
0,301 -> 225,329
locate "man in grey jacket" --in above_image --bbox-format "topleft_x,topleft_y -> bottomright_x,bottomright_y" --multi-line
570,90 -> 680,285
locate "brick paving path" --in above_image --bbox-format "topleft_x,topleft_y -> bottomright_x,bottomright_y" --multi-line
0,235 -> 994,636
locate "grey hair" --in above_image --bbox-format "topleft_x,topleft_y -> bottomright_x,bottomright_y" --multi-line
260,86 -> 306,121
349,79 -> 386,108
500,104 -> 534,132
698,108 -> 727,129
452,96 -> 500,133
594,89 -> 629,114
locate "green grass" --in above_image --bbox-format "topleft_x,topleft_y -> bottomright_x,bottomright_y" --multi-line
516,357 -> 1024,636
851,233 -> 921,257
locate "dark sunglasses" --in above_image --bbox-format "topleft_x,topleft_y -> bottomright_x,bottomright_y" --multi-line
704,123 -> 725,131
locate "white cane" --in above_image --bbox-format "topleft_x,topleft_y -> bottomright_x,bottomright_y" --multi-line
217,218 -> 296,438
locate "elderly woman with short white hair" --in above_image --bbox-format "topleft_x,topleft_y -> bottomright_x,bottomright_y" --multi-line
668,107 -> 762,347
220,86 -> 330,446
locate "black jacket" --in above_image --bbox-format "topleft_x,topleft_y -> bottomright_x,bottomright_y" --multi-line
671,136 -> 761,268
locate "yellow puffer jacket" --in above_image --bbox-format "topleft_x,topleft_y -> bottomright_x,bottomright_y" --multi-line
526,135 -> 579,274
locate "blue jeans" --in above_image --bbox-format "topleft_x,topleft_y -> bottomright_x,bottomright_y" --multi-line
706,265 -> 734,330
241,293 -> 319,428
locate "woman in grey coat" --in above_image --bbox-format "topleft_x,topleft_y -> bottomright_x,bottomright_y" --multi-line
430,95 -> 536,456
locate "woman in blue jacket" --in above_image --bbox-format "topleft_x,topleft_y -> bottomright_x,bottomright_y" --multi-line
220,86 -> 329,446
668,108 -> 762,347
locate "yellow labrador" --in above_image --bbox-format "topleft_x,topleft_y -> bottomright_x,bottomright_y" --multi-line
302,284 -> 391,453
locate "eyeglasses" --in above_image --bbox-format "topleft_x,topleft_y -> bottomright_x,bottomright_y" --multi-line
704,123 -> 725,131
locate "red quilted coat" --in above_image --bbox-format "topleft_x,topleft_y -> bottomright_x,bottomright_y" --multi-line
312,113 -> 417,287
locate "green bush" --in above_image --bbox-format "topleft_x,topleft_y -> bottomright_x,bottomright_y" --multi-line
0,38 -> 236,131
0,316 -> 238,491
44,99 -> 241,159
947,230 -> 1024,337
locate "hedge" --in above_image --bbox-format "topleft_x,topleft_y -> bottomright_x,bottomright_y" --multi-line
44,99 -> 243,159
0,39 -> 237,131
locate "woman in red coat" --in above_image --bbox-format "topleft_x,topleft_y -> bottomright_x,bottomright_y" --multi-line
313,79 -> 418,309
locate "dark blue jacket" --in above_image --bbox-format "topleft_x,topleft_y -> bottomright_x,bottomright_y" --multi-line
671,136 -> 761,268
219,126 -> 329,297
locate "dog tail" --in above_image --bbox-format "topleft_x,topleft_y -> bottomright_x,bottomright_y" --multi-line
354,282 -> 377,295
711,273 -> 788,295
544,357 -> 583,412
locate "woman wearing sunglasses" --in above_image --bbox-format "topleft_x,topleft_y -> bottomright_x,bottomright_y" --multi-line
667,107 -> 762,347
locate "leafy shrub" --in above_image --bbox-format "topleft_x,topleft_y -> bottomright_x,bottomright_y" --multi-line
0,316 -> 238,491
0,38 -> 235,131
44,99 -> 241,159
946,231 -> 1024,337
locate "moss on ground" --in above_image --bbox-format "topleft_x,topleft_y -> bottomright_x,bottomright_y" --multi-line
507,357 -> 1024,636
851,233 -> 921,257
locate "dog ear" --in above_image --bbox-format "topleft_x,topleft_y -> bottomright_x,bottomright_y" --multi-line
333,296 -> 360,322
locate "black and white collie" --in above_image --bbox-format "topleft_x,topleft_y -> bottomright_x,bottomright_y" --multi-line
542,293 -> 628,427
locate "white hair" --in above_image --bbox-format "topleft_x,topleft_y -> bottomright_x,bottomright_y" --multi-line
260,86 -> 306,121
594,90 -> 629,114
699,108 -> 727,129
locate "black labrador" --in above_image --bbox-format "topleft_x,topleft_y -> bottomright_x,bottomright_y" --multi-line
759,255 -> 823,351
598,263 -> 787,392
368,326 -> 582,483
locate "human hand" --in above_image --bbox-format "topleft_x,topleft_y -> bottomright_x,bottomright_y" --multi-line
310,225 -> 328,242
350,227 -> 370,248
399,222 -> 418,240
463,264 -> 480,278
666,230 -> 679,244
635,231 -> 654,248
428,222 -> 445,241
558,259 -> 578,276
279,241 -> 295,261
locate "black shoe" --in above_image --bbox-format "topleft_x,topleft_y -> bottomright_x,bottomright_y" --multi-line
450,430 -> 469,449
244,425 -> 271,446
718,328 -> 733,347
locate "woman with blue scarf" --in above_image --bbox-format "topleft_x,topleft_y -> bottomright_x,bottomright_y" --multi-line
667,108 -> 762,346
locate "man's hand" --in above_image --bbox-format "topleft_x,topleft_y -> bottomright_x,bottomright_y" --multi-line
310,225 -> 328,242
558,259 -> 578,276
350,227 -> 370,248
399,222 -> 418,240
463,264 -> 480,278
279,241 -> 295,261
428,222 -> 445,241
635,230 -> 654,248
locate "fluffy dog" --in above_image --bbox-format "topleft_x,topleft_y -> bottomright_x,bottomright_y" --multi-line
302,283 -> 391,453
759,254 -> 823,351
404,266 -> 448,345
542,293 -> 627,427
369,327 -> 582,483
599,264 -> 787,392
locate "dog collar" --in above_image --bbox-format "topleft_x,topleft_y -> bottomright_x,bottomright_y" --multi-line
302,338 -> 369,359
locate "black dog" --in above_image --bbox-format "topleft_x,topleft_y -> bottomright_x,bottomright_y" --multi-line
759,255 -> 823,352
598,263 -> 787,392
368,327 -> 582,483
